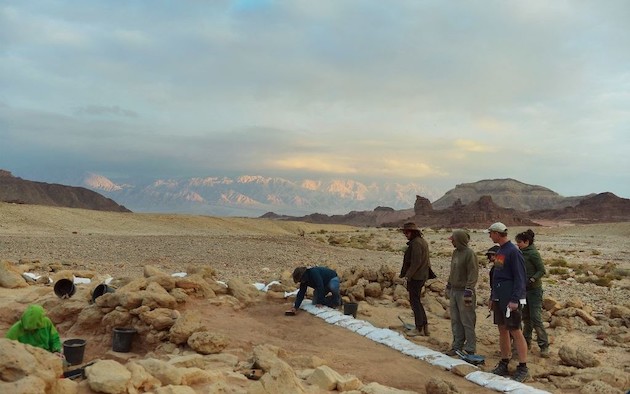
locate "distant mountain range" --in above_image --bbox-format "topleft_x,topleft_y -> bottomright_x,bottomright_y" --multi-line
2,170 -> 629,226
79,173 -> 439,216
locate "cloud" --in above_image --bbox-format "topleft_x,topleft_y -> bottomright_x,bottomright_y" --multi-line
0,1 -> 628,198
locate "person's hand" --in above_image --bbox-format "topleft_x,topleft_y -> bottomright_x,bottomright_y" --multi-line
463,288 -> 473,306
508,301 -> 518,311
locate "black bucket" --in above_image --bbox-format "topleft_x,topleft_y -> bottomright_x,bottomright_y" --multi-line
63,338 -> 86,365
343,302 -> 358,318
54,279 -> 76,299
91,283 -> 115,303
112,327 -> 137,353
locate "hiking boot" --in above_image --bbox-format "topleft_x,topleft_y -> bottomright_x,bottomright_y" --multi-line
445,349 -> 460,356
539,347 -> 550,358
406,329 -> 422,337
421,324 -> 430,336
512,365 -> 530,382
491,360 -> 509,376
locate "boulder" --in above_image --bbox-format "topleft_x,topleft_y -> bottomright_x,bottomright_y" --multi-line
85,359 -> 131,394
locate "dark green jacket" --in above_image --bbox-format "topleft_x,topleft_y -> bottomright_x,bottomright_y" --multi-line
5,305 -> 62,353
401,235 -> 431,280
448,230 -> 479,290
521,245 -> 545,289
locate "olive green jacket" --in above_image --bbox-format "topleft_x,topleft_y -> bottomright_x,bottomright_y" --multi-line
522,245 -> 545,289
447,230 -> 479,290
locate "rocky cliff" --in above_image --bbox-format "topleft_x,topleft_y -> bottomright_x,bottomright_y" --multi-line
0,170 -> 131,212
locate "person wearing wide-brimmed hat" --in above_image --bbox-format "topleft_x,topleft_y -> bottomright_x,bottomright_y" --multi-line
399,222 -> 432,337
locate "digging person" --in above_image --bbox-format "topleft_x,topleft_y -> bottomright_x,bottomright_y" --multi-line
6,304 -> 64,359
286,266 -> 341,314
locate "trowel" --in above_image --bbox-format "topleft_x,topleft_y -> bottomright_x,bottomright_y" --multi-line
397,316 -> 415,331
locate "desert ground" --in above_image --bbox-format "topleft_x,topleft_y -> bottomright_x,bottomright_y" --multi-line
0,202 -> 629,393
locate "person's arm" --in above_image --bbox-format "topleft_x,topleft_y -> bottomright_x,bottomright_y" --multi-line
293,282 -> 308,309
5,322 -> 21,340
311,270 -> 326,305
48,320 -> 62,353
530,249 -> 546,280
511,250 -> 527,303
465,250 -> 479,289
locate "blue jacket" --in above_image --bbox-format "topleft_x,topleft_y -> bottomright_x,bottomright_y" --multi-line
490,241 -> 526,303
294,267 -> 338,308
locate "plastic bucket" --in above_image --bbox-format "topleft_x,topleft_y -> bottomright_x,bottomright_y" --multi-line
343,302 -> 358,318
112,327 -> 137,353
91,284 -> 115,303
63,339 -> 86,365
54,279 -> 76,299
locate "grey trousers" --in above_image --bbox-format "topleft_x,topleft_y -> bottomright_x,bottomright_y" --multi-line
449,289 -> 477,353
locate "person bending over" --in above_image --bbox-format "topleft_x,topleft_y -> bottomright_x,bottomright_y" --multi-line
287,266 -> 341,314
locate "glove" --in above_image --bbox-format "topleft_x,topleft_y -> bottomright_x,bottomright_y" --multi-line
463,288 -> 474,306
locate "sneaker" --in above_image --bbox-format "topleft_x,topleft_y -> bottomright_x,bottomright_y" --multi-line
491,360 -> 509,376
539,347 -> 550,358
512,365 -> 530,382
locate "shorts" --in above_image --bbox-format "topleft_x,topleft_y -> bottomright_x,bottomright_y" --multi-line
493,301 -> 522,330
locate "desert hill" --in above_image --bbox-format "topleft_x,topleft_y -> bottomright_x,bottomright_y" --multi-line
266,183 -> 630,228
0,170 -> 130,213
431,178 -> 591,211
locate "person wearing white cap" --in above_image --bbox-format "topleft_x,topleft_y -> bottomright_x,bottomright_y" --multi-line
486,222 -> 530,383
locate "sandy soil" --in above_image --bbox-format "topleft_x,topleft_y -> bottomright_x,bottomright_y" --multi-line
1,202 -> 629,393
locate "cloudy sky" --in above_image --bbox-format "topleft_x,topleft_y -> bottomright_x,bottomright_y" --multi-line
1,0 -> 629,198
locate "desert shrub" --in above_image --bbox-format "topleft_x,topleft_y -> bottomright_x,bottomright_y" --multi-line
569,263 -> 588,275
376,241 -> 396,252
576,276 -> 612,287
317,229 -> 328,234
327,235 -> 348,246
547,257 -> 568,267
549,267 -> 569,275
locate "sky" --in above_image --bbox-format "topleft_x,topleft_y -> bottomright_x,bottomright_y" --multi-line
1,0 -> 629,198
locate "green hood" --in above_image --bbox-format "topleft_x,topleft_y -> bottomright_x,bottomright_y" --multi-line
451,230 -> 470,250
21,305 -> 46,330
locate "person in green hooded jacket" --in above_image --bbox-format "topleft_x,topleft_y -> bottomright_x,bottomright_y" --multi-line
515,229 -> 549,358
5,304 -> 62,355
445,229 -> 479,355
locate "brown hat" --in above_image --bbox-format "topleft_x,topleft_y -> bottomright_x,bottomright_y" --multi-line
400,222 -> 421,232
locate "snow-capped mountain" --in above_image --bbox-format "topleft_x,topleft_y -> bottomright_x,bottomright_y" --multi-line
79,173 -> 439,217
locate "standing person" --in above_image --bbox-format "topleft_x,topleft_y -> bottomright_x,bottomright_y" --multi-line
399,222 -> 432,337
5,304 -> 63,356
515,229 -> 550,358
486,222 -> 530,382
445,229 -> 479,355
286,266 -> 341,314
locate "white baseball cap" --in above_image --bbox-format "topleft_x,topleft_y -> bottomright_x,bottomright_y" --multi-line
486,222 -> 508,233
